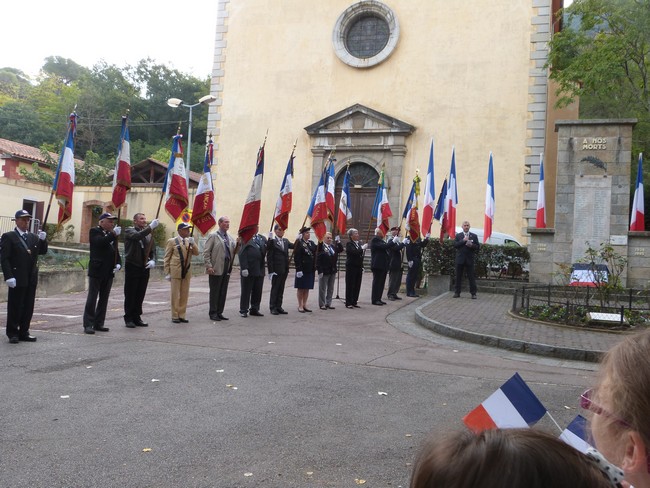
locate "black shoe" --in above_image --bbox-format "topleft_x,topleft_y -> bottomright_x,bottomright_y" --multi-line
453,293 -> 460,298
240,312 -> 248,318
218,314 -> 229,321
135,320 -> 148,327
277,309 -> 288,315
327,305 -> 336,310
319,306 -> 327,310
270,310 -> 280,315
94,326 -> 109,332
408,293 -> 421,298
303,308 -> 312,313
19,335 -> 37,342
471,294 -> 477,300
249,310 -> 264,317
84,327 -> 95,334
379,300 -> 387,305
125,320 -> 137,328
9,336 -> 19,344
172,319 -> 181,323
387,296 -> 396,301
345,305 -> 354,309
179,318 -> 189,323
393,296 -> 402,300
372,301 -> 384,306
210,315 -> 221,321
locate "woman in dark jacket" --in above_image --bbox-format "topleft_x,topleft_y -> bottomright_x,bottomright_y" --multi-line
293,227 -> 317,312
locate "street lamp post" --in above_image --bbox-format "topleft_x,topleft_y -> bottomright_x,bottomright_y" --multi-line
167,94 -> 217,184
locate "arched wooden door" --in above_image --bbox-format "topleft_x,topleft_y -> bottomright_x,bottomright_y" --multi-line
335,162 -> 379,243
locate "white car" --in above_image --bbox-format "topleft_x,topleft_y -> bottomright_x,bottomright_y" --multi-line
454,227 -> 522,246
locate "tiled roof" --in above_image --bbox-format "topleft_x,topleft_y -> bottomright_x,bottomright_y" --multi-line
0,138 -> 84,165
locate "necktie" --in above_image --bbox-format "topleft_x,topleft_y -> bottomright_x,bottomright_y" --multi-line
223,233 -> 231,259
22,233 -> 27,243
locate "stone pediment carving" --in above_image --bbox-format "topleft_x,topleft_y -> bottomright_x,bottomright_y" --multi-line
304,103 -> 415,136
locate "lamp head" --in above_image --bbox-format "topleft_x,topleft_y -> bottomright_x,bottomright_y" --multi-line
199,94 -> 217,105
167,97 -> 183,108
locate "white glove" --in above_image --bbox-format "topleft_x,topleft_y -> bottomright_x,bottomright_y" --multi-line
425,233 -> 431,238
187,237 -> 195,246
38,231 -> 47,240
408,261 -> 414,268
296,233 -> 301,240
335,235 -> 340,243
268,272 -> 277,281
145,259 -> 156,269
394,236 -> 401,244
165,274 -> 171,281
6,278 -> 16,288
296,271 -> 303,278
361,243 -> 369,250
113,264 -> 121,273
149,219 -> 159,229
241,269 -> 249,278
404,238 -> 410,245
268,232 -> 273,239
114,226 -> 121,236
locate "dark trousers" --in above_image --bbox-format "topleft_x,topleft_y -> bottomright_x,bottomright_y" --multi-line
240,276 -> 263,313
387,267 -> 403,297
209,272 -> 230,316
455,262 -> 477,295
371,269 -> 388,303
124,264 -> 150,322
345,266 -> 363,306
406,260 -> 421,295
84,276 -> 114,329
269,272 -> 288,311
6,284 -> 37,338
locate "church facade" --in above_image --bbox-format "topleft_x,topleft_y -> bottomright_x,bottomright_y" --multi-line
207,0 -> 576,241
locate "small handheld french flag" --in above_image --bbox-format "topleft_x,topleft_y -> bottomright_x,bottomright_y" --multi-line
559,414 -> 591,453
463,373 -> 547,432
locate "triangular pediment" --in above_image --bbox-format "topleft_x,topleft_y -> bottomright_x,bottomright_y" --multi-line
304,103 -> 415,135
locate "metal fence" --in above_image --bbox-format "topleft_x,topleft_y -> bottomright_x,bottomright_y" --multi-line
513,284 -> 650,327
0,216 -> 41,235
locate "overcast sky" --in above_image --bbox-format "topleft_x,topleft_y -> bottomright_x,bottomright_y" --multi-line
3,0 -> 219,79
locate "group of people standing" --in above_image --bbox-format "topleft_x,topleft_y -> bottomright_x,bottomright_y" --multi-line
2,206 -> 483,342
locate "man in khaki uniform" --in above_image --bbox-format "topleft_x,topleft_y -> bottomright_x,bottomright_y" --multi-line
164,222 -> 199,323
203,216 -> 237,321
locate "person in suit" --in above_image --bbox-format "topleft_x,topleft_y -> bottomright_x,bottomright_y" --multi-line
266,224 -> 293,315
405,234 -> 430,297
83,212 -> 122,334
204,216 -> 237,321
453,220 -> 480,299
316,232 -> 344,310
370,227 -> 396,305
386,226 -> 406,300
344,228 -> 367,309
293,227 -> 317,313
164,222 -> 199,323
123,212 -> 159,328
238,227 -> 267,318
1,209 -> 48,343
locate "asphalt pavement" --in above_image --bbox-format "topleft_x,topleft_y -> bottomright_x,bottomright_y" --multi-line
0,271 -> 620,487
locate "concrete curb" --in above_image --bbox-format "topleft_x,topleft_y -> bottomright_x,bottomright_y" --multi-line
414,295 -> 603,363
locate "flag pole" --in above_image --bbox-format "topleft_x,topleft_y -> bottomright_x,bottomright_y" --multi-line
43,106 -> 77,229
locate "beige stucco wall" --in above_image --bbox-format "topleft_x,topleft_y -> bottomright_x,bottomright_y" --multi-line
208,0 -> 547,241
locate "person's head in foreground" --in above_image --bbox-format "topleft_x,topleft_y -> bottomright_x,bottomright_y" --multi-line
583,328 -> 650,488
410,428 -> 614,488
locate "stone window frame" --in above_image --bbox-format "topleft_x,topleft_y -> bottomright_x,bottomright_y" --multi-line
332,1 -> 400,69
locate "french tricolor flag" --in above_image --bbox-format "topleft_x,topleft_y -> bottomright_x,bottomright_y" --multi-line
273,153 -> 294,231
337,167 -> 352,235
238,143 -> 265,243
326,158 -> 336,224
164,134 -> 189,221
463,373 -> 547,432
536,153 -> 547,229
111,115 -> 131,210
53,111 -> 77,225
310,161 -> 329,241
421,139 -> 435,235
445,147 -> 458,238
483,152 -> 495,243
559,415 -> 591,454
630,152 -> 645,231
191,137 -> 217,235
372,169 -> 393,235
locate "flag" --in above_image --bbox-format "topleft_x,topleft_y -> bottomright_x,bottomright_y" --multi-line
309,162 -> 329,241
191,138 -> 217,235
630,152 -> 645,231
463,373 -> 547,433
402,178 -> 421,241
421,139 -> 436,235
434,177 -> 448,242
238,143 -> 265,242
444,147 -> 458,237
326,157 -> 336,224
337,167 -> 352,235
53,111 -> 77,225
536,153 -> 546,229
163,134 -> 189,221
559,415 -> 591,454
483,152 -> 495,243
273,153 -> 294,231
111,115 -> 131,210
372,168 -> 393,235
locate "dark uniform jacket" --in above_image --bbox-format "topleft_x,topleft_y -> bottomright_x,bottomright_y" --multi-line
388,239 -> 406,271
88,226 -> 121,279
316,241 -> 344,275
405,238 -> 429,263
370,236 -> 395,272
124,225 -> 156,267
239,234 -> 267,277
293,238 -> 317,273
453,232 -> 480,264
0,230 -> 48,287
345,240 -> 365,269
266,237 -> 293,275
